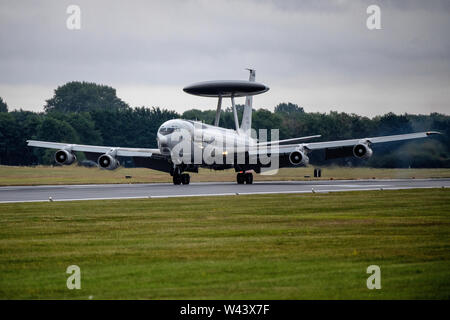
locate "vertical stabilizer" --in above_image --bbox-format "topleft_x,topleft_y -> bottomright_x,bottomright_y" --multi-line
240,68 -> 255,136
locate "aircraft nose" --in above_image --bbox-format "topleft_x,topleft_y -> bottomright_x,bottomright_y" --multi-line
158,134 -> 167,144
157,134 -> 172,155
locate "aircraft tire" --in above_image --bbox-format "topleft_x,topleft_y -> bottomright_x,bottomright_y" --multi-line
173,174 -> 182,185
244,173 -> 253,184
237,173 -> 245,184
181,173 -> 190,185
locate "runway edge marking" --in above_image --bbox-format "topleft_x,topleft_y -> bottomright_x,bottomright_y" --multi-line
0,186 -> 446,204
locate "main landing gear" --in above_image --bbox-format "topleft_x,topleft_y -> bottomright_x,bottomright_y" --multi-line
173,173 -> 190,185
237,172 -> 253,184
172,166 -> 190,185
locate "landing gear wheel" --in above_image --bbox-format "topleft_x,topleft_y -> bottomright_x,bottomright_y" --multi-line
244,173 -> 253,184
173,174 -> 182,185
237,173 -> 245,184
181,173 -> 190,185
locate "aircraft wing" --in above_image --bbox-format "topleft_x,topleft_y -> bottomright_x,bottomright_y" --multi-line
237,131 -> 440,163
255,135 -> 321,146
302,131 -> 440,151
241,131 -> 439,153
26,140 -> 161,157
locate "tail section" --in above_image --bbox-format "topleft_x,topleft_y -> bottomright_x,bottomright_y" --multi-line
240,68 -> 255,136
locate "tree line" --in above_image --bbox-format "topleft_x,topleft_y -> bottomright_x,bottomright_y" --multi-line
0,82 -> 449,168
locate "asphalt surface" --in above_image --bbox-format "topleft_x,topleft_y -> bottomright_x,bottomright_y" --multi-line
0,179 -> 449,203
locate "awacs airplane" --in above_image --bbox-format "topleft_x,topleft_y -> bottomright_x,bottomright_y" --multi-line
27,70 -> 440,185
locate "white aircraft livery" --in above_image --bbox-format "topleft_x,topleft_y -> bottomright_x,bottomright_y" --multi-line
27,70 -> 440,185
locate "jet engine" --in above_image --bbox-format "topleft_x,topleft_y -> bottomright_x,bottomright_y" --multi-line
289,150 -> 309,166
54,149 -> 76,165
97,154 -> 120,170
353,143 -> 373,159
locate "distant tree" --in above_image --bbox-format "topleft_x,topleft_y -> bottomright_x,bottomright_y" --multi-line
89,107 -> 178,148
0,112 -> 18,164
182,109 -> 216,124
9,111 -> 43,165
182,106 -> 246,128
274,102 -> 304,114
44,81 -> 129,113
373,112 -> 412,135
0,97 -> 8,112
252,108 -> 287,140
37,117 -> 79,144
47,112 -> 103,145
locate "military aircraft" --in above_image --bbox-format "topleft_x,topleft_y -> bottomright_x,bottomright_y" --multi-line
27,70 -> 440,185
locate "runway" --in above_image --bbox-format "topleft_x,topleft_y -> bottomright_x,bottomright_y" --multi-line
0,178 -> 449,203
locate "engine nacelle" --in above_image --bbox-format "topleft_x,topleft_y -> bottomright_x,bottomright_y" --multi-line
289,150 -> 309,166
54,149 -> 76,165
98,154 -> 120,170
353,144 -> 373,159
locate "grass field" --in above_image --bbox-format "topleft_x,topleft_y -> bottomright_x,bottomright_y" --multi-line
0,189 -> 449,299
1,165 -> 450,186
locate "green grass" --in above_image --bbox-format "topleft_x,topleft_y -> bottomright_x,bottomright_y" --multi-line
0,189 -> 449,299
1,165 -> 450,186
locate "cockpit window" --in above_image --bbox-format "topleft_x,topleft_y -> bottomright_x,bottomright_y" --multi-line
159,127 -> 176,135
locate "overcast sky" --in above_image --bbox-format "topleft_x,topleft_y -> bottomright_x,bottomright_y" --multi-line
0,0 -> 449,116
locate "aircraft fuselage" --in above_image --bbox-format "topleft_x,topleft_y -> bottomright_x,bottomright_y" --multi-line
156,119 -> 257,157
